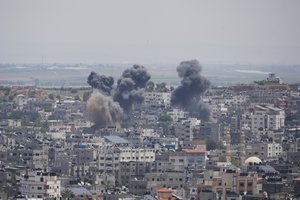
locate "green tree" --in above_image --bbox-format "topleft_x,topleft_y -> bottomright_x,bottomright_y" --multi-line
48,94 -> 55,100
231,156 -> 240,167
219,155 -> 227,162
158,113 -> 173,123
61,189 -> 75,200
40,122 -> 49,133
8,111 -> 25,119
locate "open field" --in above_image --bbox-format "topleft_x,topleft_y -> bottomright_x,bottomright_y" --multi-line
0,63 -> 299,87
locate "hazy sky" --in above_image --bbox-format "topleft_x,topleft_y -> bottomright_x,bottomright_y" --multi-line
0,0 -> 299,65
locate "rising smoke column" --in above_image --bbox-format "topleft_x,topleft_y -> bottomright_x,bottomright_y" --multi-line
86,71 -> 123,128
171,60 -> 211,121
87,72 -> 114,95
87,91 -> 123,128
114,65 -> 151,113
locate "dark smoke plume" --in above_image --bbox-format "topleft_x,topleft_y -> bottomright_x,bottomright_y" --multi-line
87,91 -> 123,128
87,72 -> 114,95
171,60 -> 211,121
114,65 -> 151,112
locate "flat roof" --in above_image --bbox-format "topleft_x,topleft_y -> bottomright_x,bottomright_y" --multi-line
184,149 -> 207,153
104,135 -> 130,144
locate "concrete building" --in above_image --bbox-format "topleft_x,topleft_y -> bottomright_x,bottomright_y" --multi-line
169,149 -> 207,171
212,171 -> 262,200
196,122 -> 221,142
145,171 -> 186,192
144,92 -> 171,109
174,118 -> 201,149
98,145 -> 120,175
20,171 -> 61,199
246,142 -> 283,160
251,105 -> 285,133
118,147 -> 155,163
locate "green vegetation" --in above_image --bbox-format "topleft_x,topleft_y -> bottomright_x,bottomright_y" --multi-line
8,111 -> 25,119
158,113 -> 173,123
231,156 -> 241,167
61,189 -> 75,199
219,155 -> 226,162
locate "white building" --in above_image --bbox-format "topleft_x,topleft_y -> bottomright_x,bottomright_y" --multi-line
20,171 -> 61,199
167,109 -> 186,122
224,94 -> 249,106
14,94 -> 28,110
251,105 -> 285,133
118,147 -> 155,162
144,92 -> 171,108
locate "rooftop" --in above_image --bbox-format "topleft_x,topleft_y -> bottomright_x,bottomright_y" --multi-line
183,149 -> 207,154
157,188 -> 172,193
104,135 -> 130,144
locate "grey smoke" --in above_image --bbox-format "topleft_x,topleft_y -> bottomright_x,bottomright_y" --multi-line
114,64 -> 151,112
86,64 -> 151,127
171,60 -> 211,121
87,71 -> 114,95
87,91 -> 123,128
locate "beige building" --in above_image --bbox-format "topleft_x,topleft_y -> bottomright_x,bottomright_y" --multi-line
20,171 -> 61,199
119,147 -> 155,162
251,105 -> 285,133
212,170 -> 262,200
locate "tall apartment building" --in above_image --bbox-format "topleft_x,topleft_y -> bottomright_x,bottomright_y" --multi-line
174,118 -> 201,149
98,144 -> 120,175
251,105 -> 285,133
20,171 -> 61,199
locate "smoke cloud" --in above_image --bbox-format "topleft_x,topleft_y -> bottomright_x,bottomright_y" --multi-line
86,64 -> 151,127
87,91 -> 123,128
114,64 -> 151,112
87,72 -> 114,95
171,60 -> 211,121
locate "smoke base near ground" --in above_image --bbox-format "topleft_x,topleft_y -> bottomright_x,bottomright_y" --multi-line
171,59 -> 212,121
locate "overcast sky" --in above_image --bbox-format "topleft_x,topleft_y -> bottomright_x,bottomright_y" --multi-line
0,0 -> 299,65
